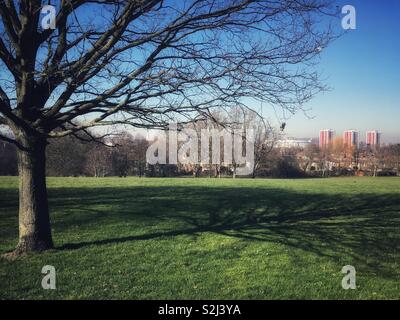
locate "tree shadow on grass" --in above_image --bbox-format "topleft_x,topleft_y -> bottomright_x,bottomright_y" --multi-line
50,184 -> 400,279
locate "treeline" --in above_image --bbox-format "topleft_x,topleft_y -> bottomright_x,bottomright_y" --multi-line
47,133 -> 150,177
289,141 -> 400,177
0,140 -> 17,175
0,131 -> 293,178
1,132 -> 399,178
0,133 -> 149,177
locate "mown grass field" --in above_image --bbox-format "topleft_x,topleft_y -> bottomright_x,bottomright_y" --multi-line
0,176 -> 399,299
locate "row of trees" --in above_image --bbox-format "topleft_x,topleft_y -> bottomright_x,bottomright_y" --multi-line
2,130 -> 399,178
1,132 -> 149,177
292,139 -> 400,177
2,106 -> 279,177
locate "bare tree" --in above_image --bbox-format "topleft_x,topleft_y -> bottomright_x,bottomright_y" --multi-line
0,0 -> 338,255
46,133 -> 92,176
244,111 -> 278,178
217,106 -> 279,178
84,143 -> 112,177
387,144 -> 400,176
0,139 -> 17,175
111,133 -> 149,177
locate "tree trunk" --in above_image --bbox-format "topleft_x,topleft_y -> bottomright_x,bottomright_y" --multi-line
252,162 -> 257,178
14,134 -> 53,254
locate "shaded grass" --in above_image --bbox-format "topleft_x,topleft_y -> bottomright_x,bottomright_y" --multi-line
0,176 -> 399,299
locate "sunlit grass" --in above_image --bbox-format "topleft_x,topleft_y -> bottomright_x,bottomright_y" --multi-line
1,176 -> 399,299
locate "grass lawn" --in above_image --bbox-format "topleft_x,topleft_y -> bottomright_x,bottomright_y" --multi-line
0,176 -> 399,299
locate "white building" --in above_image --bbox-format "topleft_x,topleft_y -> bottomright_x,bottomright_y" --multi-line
276,138 -> 313,149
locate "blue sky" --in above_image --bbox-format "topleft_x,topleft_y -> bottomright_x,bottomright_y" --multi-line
269,0 -> 400,143
44,1 -> 400,143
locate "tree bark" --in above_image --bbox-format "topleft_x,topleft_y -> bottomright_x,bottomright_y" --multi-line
14,134 -> 53,254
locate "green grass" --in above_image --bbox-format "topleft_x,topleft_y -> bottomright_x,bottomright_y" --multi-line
0,176 -> 399,299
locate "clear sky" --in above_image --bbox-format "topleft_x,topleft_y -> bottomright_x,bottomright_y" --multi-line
58,1 -> 400,143
268,0 -> 400,143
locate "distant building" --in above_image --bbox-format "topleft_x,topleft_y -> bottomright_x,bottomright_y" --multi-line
319,129 -> 334,149
276,138 -> 312,149
343,130 -> 359,148
366,130 -> 381,147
